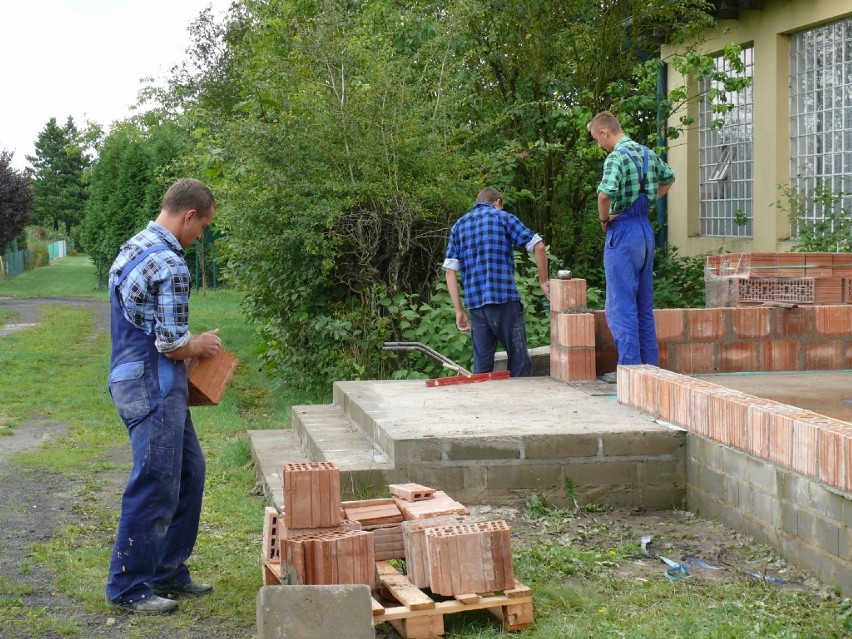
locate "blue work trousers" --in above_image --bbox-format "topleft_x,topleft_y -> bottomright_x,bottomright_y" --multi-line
603,195 -> 659,366
470,300 -> 532,376
106,292 -> 205,604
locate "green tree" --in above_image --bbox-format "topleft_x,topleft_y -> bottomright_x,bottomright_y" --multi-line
0,150 -> 34,254
80,119 -> 187,286
27,116 -> 94,235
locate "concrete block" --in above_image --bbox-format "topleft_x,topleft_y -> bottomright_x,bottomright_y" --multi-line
796,510 -> 815,544
445,439 -> 522,461
389,438 -> 443,463
808,484 -> 845,521
840,526 -> 851,562
778,472 -> 810,505
601,430 -> 684,457
745,455 -> 778,497
813,516 -> 841,558
748,490 -> 777,525
637,460 -> 686,487
563,460 -> 639,487
636,486 -> 686,510
699,466 -> 726,501
485,463 -> 566,491
256,585 -> 374,639
780,501 -> 798,536
524,434 -> 599,459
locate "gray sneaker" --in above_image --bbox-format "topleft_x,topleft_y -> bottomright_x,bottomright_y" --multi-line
115,594 -> 178,614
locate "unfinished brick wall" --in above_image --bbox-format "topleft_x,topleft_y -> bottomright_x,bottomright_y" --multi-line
617,364 -> 852,595
549,278 -> 852,380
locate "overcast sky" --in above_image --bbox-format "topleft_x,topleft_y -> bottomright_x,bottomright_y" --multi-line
1,0 -> 231,170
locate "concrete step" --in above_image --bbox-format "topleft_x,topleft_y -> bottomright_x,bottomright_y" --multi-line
291,403 -> 393,471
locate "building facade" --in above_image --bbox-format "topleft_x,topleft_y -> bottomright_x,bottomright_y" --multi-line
663,0 -> 852,256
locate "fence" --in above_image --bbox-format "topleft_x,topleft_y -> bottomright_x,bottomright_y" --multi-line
1,249 -> 28,279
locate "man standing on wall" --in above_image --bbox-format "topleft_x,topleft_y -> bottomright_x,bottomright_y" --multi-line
443,187 -> 551,377
587,111 -> 675,374
106,178 -> 223,613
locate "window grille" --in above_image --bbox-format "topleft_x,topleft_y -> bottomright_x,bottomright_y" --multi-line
698,45 -> 754,237
789,18 -> 852,234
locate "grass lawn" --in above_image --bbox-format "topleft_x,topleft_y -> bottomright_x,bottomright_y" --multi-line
0,256 -> 850,638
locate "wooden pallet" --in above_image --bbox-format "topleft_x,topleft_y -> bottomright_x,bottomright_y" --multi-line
373,561 -> 532,638
261,558 -> 533,637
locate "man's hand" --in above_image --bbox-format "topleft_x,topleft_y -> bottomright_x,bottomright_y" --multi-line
455,310 -> 471,332
195,329 -> 223,358
540,280 -> 551,300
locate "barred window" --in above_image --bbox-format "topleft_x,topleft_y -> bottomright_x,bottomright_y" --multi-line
789,18 -> 852,233
698,45 -> 754,237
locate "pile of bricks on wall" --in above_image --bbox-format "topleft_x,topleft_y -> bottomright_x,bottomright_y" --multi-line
263,463 -> 517,596
549,278 -> 852,379
704,252 -> 852,307
615,365 -> 852,496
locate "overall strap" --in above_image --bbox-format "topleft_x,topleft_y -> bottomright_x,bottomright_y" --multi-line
114,243 -> 173,287
616,146 -> 650,190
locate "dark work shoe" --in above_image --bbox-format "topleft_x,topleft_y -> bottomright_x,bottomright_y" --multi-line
152,581 -> 213,598
601,371 -> 617,384
115,594 -> 179,614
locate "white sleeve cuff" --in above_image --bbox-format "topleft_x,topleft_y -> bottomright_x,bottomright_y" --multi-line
525,234 -> 543,252
443,258 -> 461,271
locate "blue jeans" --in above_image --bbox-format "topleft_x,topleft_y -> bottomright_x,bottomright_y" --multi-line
470,300 -> 532,376
603,194 -> 659,366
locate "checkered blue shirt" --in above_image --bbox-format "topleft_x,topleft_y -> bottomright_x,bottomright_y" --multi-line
443,203 -> 541,309
109,222 -> 192,353
597,137 -> 675,215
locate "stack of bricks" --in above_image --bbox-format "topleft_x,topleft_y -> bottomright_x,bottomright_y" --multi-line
549,278 -> 596,382
423,520 -> 515,596
341,497 -> 405,560
704,252 -> 852,307
278,462 -> 375,586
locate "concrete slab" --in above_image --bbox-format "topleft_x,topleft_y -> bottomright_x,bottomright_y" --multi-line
256,584 -> 374,639
697,370 -> 852,423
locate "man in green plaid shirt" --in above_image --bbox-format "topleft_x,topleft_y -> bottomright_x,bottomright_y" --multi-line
587,111 -> 675,372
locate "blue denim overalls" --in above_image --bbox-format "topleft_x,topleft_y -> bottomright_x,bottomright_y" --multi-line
105,244 -> 205,605
603,147 -> 659,366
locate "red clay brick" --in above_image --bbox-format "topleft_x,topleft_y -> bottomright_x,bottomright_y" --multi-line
760,340 -> 800,371
804,341 -> 844,370
769,307 -> 812,338
556,313 -> 595,348
818,427 -> 849,491
395,491 -> 468,520
550,278 -> 587,312
720,341 -> 759,373
687,308 -> 726,341
732,307 -> 771,338
653,309 -> 686,341
815,305 -> 852,335
186,347 -> 239,406
672,342 -> 717,374
388,483 -> 436,501
283,462 -> 342,529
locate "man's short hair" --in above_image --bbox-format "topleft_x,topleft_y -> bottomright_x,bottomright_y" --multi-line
162,178 -> 216,218
587,111 -> 623,134
476,187 -> 502,205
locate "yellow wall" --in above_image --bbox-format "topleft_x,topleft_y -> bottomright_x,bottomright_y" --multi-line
663,0 -> 852,257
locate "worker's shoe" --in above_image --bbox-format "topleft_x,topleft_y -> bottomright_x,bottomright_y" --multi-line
152,581 -> 213,598
601,371 -> 617,384
115,594 -> 179,614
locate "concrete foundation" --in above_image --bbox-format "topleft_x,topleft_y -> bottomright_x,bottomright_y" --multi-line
256,585 -> 374,639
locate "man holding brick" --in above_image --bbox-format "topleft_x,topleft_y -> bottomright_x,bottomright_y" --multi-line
105,179 -> 223,614
443,187 -> 550,377
587,111 -> 675,375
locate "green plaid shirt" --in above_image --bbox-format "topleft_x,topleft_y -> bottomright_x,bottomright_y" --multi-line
597,137 -> 675,215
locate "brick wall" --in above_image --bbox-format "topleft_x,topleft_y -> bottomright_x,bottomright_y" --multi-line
549,278 -> 852,379
618,364 -> 852,596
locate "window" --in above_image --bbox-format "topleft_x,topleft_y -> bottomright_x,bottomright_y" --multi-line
698,45 -> 754,237
789,18 -> 852,234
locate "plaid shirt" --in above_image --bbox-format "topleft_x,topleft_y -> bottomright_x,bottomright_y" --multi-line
109,222 -> 192,353
443,203 -> 541,309
597,137 -> 675,215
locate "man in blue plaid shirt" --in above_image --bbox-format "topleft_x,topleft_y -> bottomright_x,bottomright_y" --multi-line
443,187 -> 551,376
588,111 -> 675,372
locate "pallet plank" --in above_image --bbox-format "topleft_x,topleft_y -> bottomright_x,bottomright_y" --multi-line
376,561 -> 435,611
